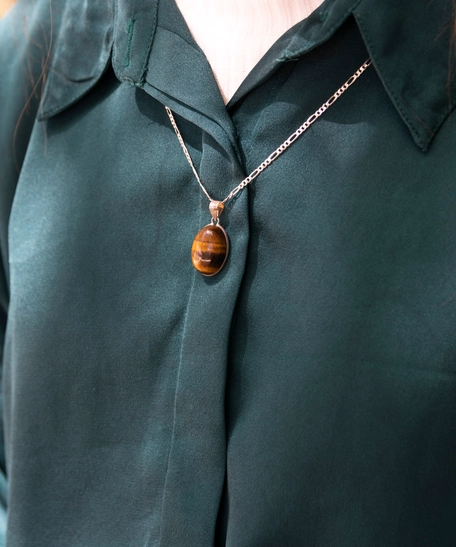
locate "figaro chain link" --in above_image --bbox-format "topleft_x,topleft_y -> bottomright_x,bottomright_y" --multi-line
165,58 -> 372,206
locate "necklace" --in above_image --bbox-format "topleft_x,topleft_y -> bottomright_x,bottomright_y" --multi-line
166,58 -> 371,276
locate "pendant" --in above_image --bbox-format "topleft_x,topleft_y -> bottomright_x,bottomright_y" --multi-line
191,201 -> 229,276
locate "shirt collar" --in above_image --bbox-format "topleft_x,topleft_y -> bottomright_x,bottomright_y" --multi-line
352,0 -> 456,151
40,0 -> 455,152
112,0 -> 455,151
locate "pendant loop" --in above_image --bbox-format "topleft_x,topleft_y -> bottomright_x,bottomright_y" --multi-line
209,200 -> 224,222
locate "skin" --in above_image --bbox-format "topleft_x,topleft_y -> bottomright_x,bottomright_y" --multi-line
174,0 -> 327,102
0,0 -> 15,17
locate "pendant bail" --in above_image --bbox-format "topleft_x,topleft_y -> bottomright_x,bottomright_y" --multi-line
209,200 -> 224,222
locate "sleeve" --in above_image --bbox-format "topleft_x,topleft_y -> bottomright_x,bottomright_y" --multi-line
0,0 -> 61,539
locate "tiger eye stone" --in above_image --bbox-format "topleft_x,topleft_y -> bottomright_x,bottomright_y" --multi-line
191,224 -> 229,276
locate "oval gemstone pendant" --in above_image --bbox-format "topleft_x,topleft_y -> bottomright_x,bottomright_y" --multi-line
191,223 -> 229,276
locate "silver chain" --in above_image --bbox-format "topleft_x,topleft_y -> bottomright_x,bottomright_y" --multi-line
165,58 -> 371,206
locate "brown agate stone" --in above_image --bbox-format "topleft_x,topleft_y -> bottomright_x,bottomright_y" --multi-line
191,223 -> 229,276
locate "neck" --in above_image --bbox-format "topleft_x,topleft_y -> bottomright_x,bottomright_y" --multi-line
175,0 -> 326,103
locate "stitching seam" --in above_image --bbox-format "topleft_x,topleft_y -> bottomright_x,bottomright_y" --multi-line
285,0 -> 363,59
352,9 -> 454,150
140,0 -> 159,83
124,16 -> 135,68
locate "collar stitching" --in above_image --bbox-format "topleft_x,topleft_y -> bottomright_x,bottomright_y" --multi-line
113,0 -> 122,78
354,12 -> 428,149
140,0 -> 159,83
124,17 -> 136,68
432,103 -> 456,136
353,9 -> 455,151
285,0 -> 362,58
113,0 -> 159,84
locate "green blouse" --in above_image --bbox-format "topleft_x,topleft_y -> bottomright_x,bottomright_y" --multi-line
0,0 -> 456,545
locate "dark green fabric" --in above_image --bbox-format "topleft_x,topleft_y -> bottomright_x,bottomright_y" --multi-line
1,0 -> 456,545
